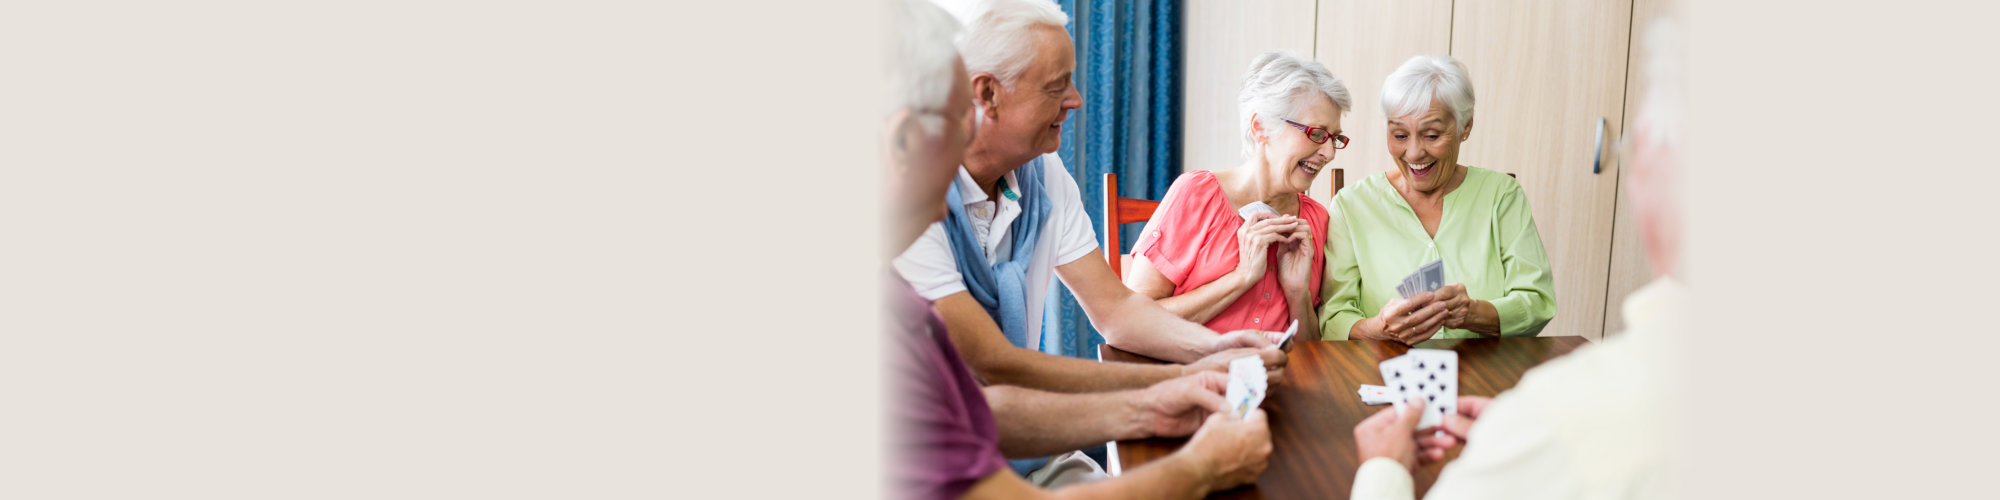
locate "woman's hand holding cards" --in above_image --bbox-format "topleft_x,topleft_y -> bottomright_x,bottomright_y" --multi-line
1369,292 -> 1448,344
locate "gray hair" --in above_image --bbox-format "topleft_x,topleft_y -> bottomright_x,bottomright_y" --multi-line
1381,55 -> 1475,132
958,0 -> 1069,88
887,0 -> 964,135
1238,51 -> 1352,158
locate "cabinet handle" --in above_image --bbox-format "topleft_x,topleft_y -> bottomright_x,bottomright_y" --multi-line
1592,117 -> 1606,174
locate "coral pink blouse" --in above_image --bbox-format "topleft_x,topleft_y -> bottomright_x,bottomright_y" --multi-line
1130,170 -> 1328,333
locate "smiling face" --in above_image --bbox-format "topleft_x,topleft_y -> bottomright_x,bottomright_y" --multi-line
1257,94 -> 1343,194
1385,100 -> 1472,194
982,26 -> 1081,160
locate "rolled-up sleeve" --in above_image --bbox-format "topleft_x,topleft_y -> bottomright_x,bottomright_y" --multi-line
1318,198 -> 1365,340
1489,185 -> 1556,336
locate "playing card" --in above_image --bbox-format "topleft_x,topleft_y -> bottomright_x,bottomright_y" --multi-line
1357,384 -> 1396,405
1276,319 -> 1299,350
1376,355 -> 1417,416
1237,201 -> 1278,222
1418,260 -> 1445,293
1397,260 -> 1446,299
1225,356 -> 1267,417
1402,348 -> 1459,429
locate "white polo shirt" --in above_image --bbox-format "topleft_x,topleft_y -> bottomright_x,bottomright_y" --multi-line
894,153 -> 1100,350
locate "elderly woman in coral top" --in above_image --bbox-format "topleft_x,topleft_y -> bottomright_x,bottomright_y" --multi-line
1122,51 -> 1350,342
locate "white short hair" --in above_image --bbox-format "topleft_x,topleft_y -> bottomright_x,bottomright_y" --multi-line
1238,51 -> 1351,157
888,0 -> 964,135
957,0 -> 1069,87
1381,55 -> 1475,132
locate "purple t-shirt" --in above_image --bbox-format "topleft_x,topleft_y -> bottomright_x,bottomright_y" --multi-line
890,274 -> 1005,500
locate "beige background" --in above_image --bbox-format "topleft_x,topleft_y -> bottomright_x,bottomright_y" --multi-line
4,0 -> 2000,498
1680,1 -> 2000,498
1,1 -> 880,497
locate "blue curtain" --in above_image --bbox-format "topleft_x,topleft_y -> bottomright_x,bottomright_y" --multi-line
1041,0 -> 1181,359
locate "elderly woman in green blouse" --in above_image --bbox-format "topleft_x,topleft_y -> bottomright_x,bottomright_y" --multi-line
1317,55 -> 1557,344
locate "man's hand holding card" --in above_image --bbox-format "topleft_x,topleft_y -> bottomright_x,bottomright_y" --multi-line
1263,319 -> 1299,351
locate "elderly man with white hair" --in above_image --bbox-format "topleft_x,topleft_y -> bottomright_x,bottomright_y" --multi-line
886,1 -> 1273,498
1316,55 -> 1559,345
1346,19 -> 1688,500
893,0 -> 1290,480
895,0 -> 1288,390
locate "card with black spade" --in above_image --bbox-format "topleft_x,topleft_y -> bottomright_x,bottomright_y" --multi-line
1376,355 -> 1417,416
1403,348 -> 1458,429
1376,348 -> 1459,429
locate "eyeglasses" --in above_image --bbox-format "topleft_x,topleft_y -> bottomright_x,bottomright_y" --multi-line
1284,119 -> 1349,149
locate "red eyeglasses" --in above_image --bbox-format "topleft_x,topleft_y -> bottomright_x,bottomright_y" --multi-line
1284,119 -> 1349,149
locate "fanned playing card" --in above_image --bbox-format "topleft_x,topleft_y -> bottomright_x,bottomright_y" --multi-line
1397,260 -> 1447,299
1403,349 -> 1458,429
1374,348 -> 1459,429
1418,260 -> 1445,293
1225,356 -> 1267,417
1376,355 -> 1417,416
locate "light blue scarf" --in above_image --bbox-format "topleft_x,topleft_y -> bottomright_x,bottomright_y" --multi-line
942,157 -> 1050,350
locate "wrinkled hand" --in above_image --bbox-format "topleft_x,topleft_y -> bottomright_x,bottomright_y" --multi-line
1373,292 -> 1448,344
1183,409 -> 1272,491
1355,398 -> 1426,470
1187,345 -> 1287,385
1235,214 -> 1304,284
1274,223 -> 1315,296
1432,283 -> 1473,330
1138,371 -> 1229,438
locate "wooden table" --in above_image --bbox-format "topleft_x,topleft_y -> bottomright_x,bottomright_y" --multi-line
1101,336 -> 1590,499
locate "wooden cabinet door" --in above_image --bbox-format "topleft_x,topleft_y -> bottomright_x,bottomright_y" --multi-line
1604,0 -> 1673,337
1309,0 -> 1455,201
1449,0 -> 1634,339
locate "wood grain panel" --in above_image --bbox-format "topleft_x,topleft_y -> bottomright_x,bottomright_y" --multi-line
1603,0 -> 1673,337
1450,0 -> 1634,340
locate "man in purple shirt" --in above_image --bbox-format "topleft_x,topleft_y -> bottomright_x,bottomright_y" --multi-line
885,1 -> 1273,497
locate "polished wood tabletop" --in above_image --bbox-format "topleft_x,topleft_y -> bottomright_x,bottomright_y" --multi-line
1101,336 -> 1590,499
